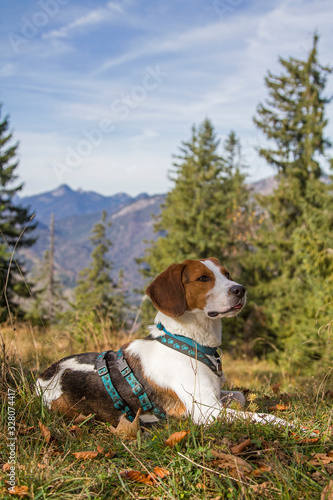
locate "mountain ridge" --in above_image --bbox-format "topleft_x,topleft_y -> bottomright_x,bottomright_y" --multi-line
17,177 -> 276,294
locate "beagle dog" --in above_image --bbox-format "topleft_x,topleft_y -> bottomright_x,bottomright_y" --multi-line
36,258 -> 292,428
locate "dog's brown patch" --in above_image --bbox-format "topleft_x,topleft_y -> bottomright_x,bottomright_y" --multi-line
50,394 -> 82,419
146,378 -> 187,417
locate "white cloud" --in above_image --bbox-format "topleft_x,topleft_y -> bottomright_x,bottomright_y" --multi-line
44,2 -> 125,39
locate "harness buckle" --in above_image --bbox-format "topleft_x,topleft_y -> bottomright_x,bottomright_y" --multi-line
117,357 -> 131,377
97,366 -> 108,376
132,383 -> 144,396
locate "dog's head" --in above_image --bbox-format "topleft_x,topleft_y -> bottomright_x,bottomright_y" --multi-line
146,258 -> 246,319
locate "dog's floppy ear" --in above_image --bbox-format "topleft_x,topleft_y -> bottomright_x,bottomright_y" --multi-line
146,263 -> 187,317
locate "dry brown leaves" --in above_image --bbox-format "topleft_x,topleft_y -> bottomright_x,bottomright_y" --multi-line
109,409 -> 141,440
268,403 -> 289,411
230,438 -> 252,454
120,466 -> 170,486
211,449 -> 253,476
165,430 -> 190,448
249,481 -> 279,494
6,484 -> 29,497
291,430 -> 320,445
308,451 -> 333,467
38,421 -> 53,443
72,445 -> 116,461
321,480 -> 333,500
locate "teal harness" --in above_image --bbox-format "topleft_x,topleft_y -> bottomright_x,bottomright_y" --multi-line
96,322 -> 222,421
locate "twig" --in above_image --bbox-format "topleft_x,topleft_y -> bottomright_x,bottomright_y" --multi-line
1,214 -> 36,329
177,451 -> 251,485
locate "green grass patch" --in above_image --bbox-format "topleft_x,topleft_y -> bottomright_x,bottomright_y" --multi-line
1,343 -> 332,500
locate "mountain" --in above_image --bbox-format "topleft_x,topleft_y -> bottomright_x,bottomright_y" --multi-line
17,177 -> 277,297
18,185 -> 165,295
21,184 -> 148,225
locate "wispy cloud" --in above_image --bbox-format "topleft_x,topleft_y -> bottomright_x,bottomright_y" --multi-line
44,2 -> 125,39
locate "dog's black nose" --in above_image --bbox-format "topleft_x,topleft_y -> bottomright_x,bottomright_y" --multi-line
229,285 -> 246,298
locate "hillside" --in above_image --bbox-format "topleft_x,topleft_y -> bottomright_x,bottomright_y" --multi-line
18,177 -> 276,295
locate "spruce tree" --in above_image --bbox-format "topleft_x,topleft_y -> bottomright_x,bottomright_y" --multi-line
138,120 -> 251,331
28,249 -> 65,326
0,104 -> 36,322
73,210 -> 127,332
249,34 -> 333,363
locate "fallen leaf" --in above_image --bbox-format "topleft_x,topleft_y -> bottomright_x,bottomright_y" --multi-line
72,451 -> 99,460
309,453 -> 333,466
231,438 -> 252,454
292,432 -> 320,445
196,483 -> 206,490
73,413 -> 93,424
271,383 -> 281,394
120,469 -> 156,485
153,466 -> 169,479
211,450 -> 253,474
268,403 -> 289,411
109,409 -> 141,440
251,464 -> 272,477
321,480 -> 333,500
38,421 -> 53,443
105,450 -> 116,459
2,463 -> 11,471
7,485 -> 29,497
249,481 -> 278,493
69,425 -> 83,438
165,430 -> 190,448
96,445 -> 104,454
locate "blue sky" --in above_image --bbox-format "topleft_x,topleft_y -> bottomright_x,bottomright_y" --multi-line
1,0 -> 333,197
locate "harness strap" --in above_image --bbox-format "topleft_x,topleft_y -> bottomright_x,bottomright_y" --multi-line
96,350 -> 166,420
116,350 -> 166,419
96,351 -> 135,421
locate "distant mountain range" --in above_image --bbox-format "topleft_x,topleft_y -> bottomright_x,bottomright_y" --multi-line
17,176 -> 277,295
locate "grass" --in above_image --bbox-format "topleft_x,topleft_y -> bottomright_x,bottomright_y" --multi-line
0,324 -> 332,500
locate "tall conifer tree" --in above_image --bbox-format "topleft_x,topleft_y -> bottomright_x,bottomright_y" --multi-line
250,34 -> 333,362
73,210 -> 127,331
0,104 -> 36,321
139,120 -> 251,331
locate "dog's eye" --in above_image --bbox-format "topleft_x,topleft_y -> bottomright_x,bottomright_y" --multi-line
197,275 -> 210,282
224,272 -> 231,280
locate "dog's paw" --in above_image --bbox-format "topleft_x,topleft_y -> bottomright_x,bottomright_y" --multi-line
220,390 -> 246,408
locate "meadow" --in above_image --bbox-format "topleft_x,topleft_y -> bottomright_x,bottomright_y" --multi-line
0,323 -> 332,500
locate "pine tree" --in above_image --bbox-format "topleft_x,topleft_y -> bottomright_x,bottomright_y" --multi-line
249,34 -> 333,363
73,210 -> 127,332
28,249 -> 65,326
0,103 -> 36,322
138,120 -> 251,330
27,214 -> 65,325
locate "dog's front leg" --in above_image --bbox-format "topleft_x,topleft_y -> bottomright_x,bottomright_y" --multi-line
223,407 -> 317,435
